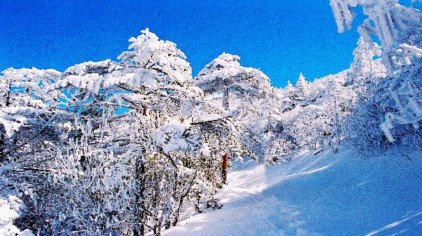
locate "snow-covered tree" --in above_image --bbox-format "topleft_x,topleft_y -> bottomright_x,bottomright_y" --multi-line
330,0 -> 422,73
347,38 -> 386,86
0,67 -> 64,173
118,28 -> 192,90
293,72 -> 309,101
196,53 -> 272,111
196,53 -> 282,161
9,30 -> 247,235
280,81 -> 296,113
0,68 -> 67,235
275,70 -> 359,159
0,68 -> 62,142
296,73 -> 307,89
330,0 -> 422,144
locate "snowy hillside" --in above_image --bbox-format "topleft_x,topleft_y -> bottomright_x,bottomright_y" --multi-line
164,148 -> 422,235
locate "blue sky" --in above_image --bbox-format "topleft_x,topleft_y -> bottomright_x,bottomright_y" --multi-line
0,0 -> 365,87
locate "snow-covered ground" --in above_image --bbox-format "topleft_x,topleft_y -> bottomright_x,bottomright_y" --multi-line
164,148 -> 422,236
0,196 -> 33,236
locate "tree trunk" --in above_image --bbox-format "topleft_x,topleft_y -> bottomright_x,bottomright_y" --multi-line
0,125 -> 5,162
5,82 -> 11,107
165,171 -> 178,229
153,225 -> 161,236
171,171 -> 197,227
0,83 -> 11,162
223,88 -> 229,111
134,157 -> 146,236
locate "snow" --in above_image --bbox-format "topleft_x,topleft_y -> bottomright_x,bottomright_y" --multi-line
154,121 -> 190,154
0,196 -> 34,236
164,148 -> 422,235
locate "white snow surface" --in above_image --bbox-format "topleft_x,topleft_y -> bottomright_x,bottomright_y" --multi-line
164,148 -> 422,235
0,196 -> 34,236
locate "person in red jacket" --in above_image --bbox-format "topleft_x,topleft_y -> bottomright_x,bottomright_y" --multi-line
222,153 -> 229,184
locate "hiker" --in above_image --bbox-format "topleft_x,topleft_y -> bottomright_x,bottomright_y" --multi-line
222,153 -> 229,184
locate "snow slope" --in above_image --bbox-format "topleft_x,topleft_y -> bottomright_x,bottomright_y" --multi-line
164,148 -> 422,235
